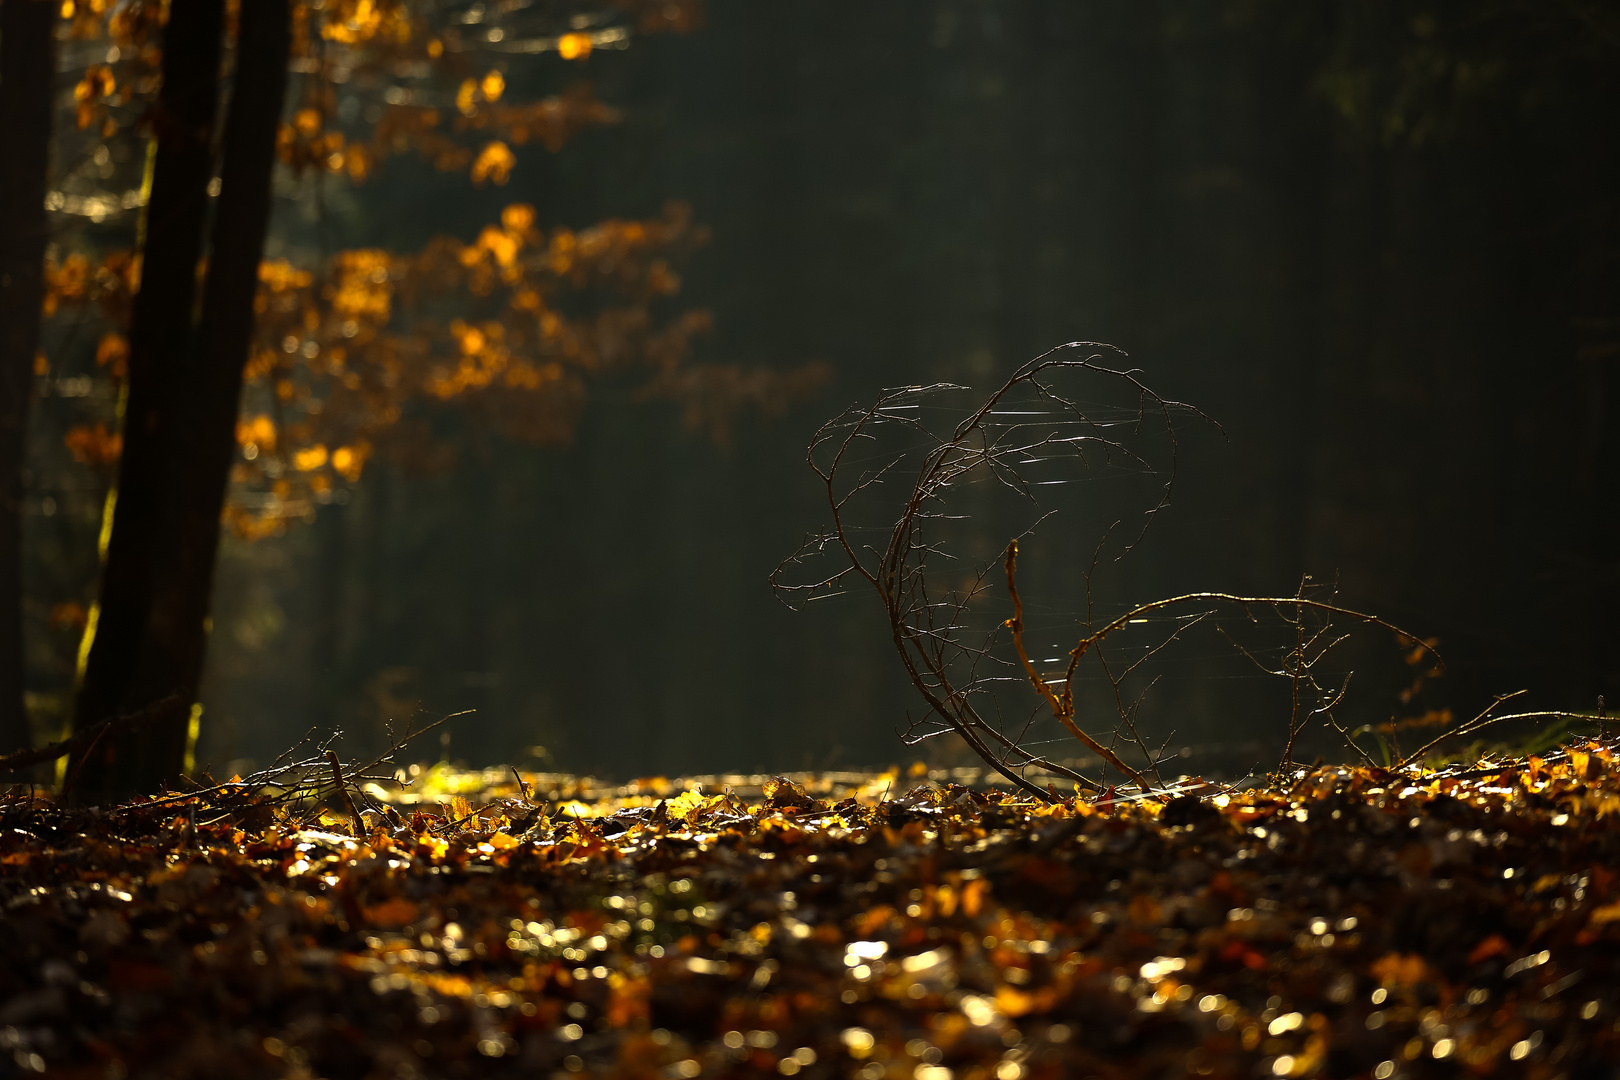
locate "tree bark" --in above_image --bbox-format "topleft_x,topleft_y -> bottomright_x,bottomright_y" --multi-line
70,0 -> 223,803
0,0 -> 58,767
130,0 -> 291,733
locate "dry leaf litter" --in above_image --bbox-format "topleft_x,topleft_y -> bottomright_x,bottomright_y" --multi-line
3,745 -> 1620,1079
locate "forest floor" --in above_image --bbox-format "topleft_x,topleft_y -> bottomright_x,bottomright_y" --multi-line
2,744 -> 1619,1080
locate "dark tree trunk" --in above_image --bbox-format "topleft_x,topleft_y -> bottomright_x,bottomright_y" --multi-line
70,0 -> 223,802
130,0 -> 291,731
0,0 -> 58,766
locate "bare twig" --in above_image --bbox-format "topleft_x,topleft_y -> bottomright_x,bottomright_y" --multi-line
773,343 -> 1441,800
134,707 -> 466,813
327,750 -> 365,832
511,765 -> 532,802
1393,691 -> 1612,768
1004,541 -> 1150,791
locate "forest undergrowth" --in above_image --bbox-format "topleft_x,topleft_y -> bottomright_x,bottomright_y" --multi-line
2,739 -> 1619,1079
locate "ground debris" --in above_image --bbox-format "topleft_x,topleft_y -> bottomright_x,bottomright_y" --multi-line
2,744 -> 1620,1078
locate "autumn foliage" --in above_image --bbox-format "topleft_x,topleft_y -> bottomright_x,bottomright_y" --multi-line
228,199 -> 719,537
2,740 -> 1620,1076
41,0 -> 824,539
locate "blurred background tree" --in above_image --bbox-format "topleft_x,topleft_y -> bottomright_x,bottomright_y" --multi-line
12,0 -> 1620,784
0,0 -> 57,764
20,0 -> 824,797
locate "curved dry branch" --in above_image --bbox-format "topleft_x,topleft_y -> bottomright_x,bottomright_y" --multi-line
1002,541 -> 1150,791
774,342 -> 1451,800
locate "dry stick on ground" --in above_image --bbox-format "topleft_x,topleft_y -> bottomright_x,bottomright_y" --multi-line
1328,716 -> 1381,769
1395,689 -> 1609,768
326,750 -> 366,832
1215,574 -> 1356,775
1003,540 -> 1150,791
1275,593 -> 1355,773
1321,688 -> 1609,774
775,344 -> 1452,799
510,765 -> 532,802
774,345 -> 1207,799
1008,543 -> 1431,790
131,708 -> 467,819
1396,690 -> 1527,767
0,693 -> 188,775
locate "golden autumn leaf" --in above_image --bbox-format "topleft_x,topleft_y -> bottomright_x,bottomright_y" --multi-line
64,423 -> 122,467
1369,951 -> 1433,988
94,332 -> 128,378
362,897 -> 419,928
293,445 -> 329,471
1589,901 -> 1620,927
470,140 -> 516,185
556,32 -> 593,60
665,788 -> 707,821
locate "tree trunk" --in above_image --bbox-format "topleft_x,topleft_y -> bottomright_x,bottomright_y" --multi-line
0,0 -> 58,767
130,0 -> 291,733
70,0 -> 223,803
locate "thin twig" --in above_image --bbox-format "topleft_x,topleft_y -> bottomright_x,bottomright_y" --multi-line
327,751 -> 365,833
511,765 -> 532,802
772,344 -> 1438,803
1003,541 -> 1151,791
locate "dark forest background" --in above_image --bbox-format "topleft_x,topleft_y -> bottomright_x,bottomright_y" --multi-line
26,0 -> 1620,779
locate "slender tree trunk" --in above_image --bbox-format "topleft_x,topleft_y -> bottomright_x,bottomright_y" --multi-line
131,0 -> 291,737
0,0 -> 58,765
70,0 -> 223,802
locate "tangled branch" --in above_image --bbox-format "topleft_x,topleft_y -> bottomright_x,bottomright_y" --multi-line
774,343 -> 1456,799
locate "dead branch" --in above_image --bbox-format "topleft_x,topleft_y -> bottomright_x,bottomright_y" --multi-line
327,750 -> 366,832
773,342 -> 1447,801
1003,541 -> 1150,791
134,707 -> 467,815
511,764 -> 532,802
1395,688 -> 1611,768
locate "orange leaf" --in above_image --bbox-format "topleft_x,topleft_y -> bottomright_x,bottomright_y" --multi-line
1588,901 -> 1620,928
1466,934 -> 1512,965
1370,952 -> 1431,987
363,897 -> 420,928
